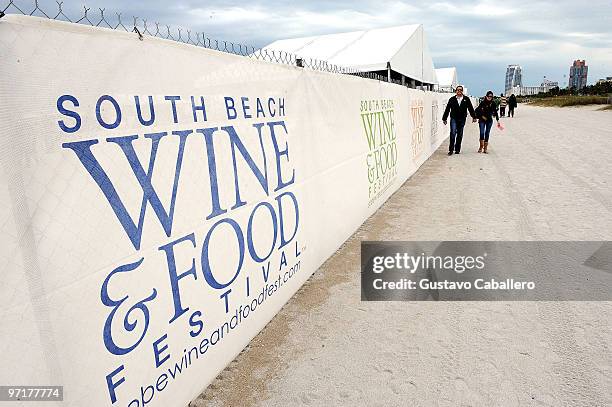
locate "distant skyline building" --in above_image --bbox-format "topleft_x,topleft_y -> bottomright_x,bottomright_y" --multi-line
505,65 -> 523,94
541,78 -> 559,89
509,77 -> 560,96
596,77 -> 612,85
509,86 -> 539,96
569,60 -> 588,89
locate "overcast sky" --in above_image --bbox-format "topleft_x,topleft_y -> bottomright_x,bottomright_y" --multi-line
17,0 -> 612,95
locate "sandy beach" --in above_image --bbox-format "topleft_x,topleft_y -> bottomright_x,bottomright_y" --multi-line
192,105 -> 612,407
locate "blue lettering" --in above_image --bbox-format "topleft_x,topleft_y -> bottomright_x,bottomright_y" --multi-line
247,201 -> 277,262
191,96 -> 207,122
63,130 -> 191,250
261,262 -> 271,282
225,125 -> 269,210
224,96 -> 237,120
220,289 -> 231,313
105,365 -> 125,404
256,98 -> 266,118
188,311 -> 204,338
268,121 -> 295,191
100,258 -> 157,355
241,96 -> 252,119
96,95 -> 122,129
201,218 -> 244,289
164,95 -> 181,123
57,94 -> 81,133
153,334 -> 170,368
268,98 -> 276,117
134,95 -> 155,126
276,191 -> 300,249
159,233 -> 197,324
196,127 -> 228,220
278,98 -> 285,116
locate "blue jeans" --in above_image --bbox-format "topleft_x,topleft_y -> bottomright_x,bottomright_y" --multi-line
449,118 -> 466,152
479,119 -> 493,142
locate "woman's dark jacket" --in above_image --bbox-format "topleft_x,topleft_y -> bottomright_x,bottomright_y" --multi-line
475,100 -> 499,122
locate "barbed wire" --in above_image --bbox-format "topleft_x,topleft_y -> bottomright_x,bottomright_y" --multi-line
1,0 -> 442,89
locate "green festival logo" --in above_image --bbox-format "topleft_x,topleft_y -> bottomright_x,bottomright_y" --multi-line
410,99 -> 424,158
360,99 -> 398,206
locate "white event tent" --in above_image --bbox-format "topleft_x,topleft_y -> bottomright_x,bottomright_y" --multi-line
435,67 -> 458,92
263,25 -> 438,90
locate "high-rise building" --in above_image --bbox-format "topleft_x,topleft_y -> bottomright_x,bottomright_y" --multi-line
569,60 -> 588,89
505,65 -> 522,94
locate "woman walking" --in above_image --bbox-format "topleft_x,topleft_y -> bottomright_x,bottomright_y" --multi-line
475,91 -> 500,153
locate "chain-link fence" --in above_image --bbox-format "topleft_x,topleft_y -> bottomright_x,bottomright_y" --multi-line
1,1 -> 441,88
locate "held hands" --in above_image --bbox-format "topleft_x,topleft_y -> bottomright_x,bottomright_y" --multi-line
472,117 -> 477,123
443,120 -> 447,125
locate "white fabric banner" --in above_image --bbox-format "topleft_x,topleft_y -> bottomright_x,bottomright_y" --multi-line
0,16 -> 465,407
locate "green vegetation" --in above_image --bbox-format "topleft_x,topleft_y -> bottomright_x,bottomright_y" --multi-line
514,80 -> 612,108
528,96 -> 610,107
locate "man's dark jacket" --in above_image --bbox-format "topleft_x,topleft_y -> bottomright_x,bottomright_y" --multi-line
442,96 -> 476,122
508,95 -> 518,108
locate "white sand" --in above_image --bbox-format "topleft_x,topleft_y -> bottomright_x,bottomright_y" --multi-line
192,105 -> 612,407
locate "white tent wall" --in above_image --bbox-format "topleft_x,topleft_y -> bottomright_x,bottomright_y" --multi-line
267,31 -> 366,63
390,25 -> 437,85
435,67 -> 458,91
420,28 -> 438,85
0,15 -> 472,407
327,25 -> 419,72
264,24 -> 437,86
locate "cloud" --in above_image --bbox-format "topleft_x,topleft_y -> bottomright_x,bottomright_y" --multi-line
428,1 -> 517,18
17,0 -> 612,95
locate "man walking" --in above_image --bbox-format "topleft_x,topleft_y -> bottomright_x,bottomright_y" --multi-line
499,93 -> 507,117
442,85 -> 476,155
508,94 -> 517,117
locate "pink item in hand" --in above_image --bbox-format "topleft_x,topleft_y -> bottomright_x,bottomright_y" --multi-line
497,122 -> 504,131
